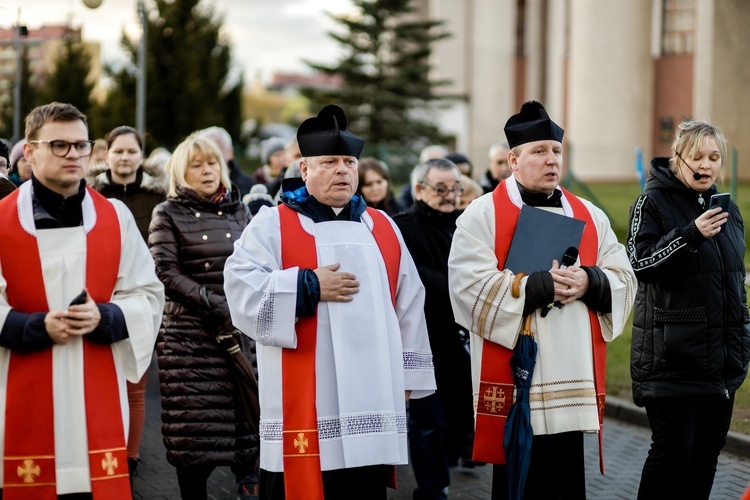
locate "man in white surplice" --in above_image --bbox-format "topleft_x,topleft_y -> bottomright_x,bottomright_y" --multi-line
0,103 -> 164,497
225,104 -> 435,499
448,101 -> 636,500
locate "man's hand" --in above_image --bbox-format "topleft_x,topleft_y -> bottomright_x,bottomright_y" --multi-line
46,294 -> 102,344
550,260 -> 590,304
314,263 -> 359,302
45,310 -> 74,344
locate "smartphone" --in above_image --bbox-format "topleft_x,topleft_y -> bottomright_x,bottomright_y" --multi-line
69,290 -> 88,307
709,193 -> 730,212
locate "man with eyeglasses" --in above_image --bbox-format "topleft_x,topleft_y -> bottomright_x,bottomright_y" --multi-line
394,158 -> 474,499
448,101 -> 635,499
0,102 -> 164,498
0,141 -> 16,200
481,141 -> 511,194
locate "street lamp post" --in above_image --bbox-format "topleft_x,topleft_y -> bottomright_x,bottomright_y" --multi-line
12,9 -> 23,142
1,5 -> 25,142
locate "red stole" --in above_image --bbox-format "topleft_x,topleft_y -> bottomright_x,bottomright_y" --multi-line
278,206 -> 400,499
0,188 -> 131,498
473,182 -> 607,471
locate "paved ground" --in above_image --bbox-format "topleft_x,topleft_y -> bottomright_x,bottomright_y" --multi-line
135,355 -> 750,499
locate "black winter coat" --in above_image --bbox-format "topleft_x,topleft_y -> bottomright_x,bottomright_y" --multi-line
393,201 -> 472,397
627,158 -> 750,406
364,192 -> 405,218
92,169 -> 166,242
148,185 -> 257,467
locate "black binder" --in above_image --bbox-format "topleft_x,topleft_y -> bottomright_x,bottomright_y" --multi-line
504,205 -> 586,273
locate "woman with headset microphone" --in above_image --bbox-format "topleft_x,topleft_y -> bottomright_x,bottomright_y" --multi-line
626,120 -> 750,500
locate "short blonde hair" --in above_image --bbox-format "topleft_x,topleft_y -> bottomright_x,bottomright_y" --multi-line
670,120 -> 728,178
164,133 -> 232,198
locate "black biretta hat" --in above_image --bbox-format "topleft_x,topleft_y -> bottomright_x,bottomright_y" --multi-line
504,100 -> 564,149
297,104 -> 365,159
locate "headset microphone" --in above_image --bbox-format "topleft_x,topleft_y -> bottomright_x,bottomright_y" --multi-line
675,151 -> 702,181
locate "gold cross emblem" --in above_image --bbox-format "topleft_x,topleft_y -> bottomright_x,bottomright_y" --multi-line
294,433 -> 309,454
101,452 -> 118,476
17,460 -> 40,483
483,386 -> 506,413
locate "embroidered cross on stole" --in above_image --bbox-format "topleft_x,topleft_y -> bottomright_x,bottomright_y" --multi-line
472,182 -> 607,472
0,188 -> 131,499
278,205 -> 400,499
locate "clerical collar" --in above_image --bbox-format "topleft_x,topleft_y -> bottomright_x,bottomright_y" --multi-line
30,174 -> 86,229
280,178 -> 367,223
517,182 -> 562,208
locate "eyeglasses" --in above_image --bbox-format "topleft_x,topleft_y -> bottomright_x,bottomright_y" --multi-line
421,182 -> 464,196
29,140 -> 95,158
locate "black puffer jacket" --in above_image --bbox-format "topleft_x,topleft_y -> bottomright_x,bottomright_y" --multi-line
627,158 -> 750,406
148,185 -> 256,467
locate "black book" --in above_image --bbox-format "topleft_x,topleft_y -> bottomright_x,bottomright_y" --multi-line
504,205 -> 585,273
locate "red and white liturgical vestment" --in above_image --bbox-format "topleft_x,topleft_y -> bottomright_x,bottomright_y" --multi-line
448,177 -> 635,468
0,183 -> 164,496
224,205 -> 436,480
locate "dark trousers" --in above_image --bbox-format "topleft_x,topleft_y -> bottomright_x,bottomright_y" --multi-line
176,462 -> 257,500
491,431 -> 586,500
408,393 -> 449,499
637,393 -> 734,500
260,465 -> 387,500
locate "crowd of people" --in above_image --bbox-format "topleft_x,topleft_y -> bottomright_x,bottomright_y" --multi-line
0,98 -> 746,500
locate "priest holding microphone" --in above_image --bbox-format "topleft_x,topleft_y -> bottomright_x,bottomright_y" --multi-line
448,101 -> 636,499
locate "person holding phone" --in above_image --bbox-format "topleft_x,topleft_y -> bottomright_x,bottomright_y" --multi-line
0,102 -> 164,498
627,119 -> 750,499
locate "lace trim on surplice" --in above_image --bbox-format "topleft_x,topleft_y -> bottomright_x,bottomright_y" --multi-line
254,272 -> 279,344
403,349 -> 433,372
260,411 -> 407,443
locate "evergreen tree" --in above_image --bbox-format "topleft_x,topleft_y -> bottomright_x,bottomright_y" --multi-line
303,0 -> 451,177
104,0 -> 243,150
37,31 -> 95,119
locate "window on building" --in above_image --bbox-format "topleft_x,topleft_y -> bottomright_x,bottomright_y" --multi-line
662,0 -> 694,55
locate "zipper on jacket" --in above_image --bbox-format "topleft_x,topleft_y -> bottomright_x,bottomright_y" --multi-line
712,235 -> 731,397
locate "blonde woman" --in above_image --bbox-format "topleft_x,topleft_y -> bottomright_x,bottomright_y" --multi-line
148,133 -> 258,499
628,120 -> 750,499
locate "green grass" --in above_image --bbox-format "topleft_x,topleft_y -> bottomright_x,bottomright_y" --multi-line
568,180 -> 750,434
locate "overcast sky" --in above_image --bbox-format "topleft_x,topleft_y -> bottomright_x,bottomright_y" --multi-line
11,0 -> 356,85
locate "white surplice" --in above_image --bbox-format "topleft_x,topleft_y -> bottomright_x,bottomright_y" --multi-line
0,182 -> 164,494
224,206 -> 436,472
448,178 -> 636,435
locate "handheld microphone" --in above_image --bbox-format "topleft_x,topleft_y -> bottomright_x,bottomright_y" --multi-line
541,246 -> 579,317
560,246 -> 579,270
675,151 -> 701,181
